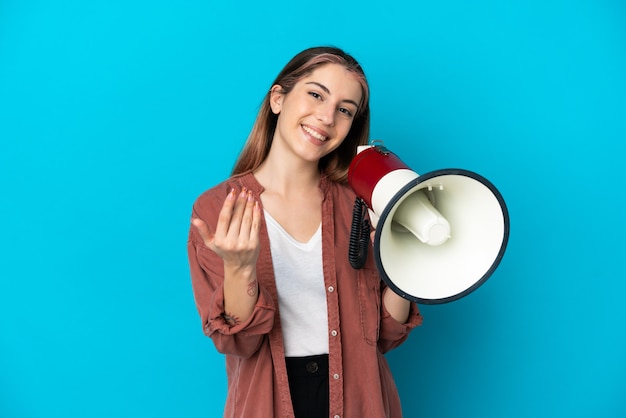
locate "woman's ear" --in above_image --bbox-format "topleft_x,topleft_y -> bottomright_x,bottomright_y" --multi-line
269,85 -> 284,115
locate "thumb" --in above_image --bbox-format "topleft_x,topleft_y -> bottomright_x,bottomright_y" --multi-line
191,218 -> 214,247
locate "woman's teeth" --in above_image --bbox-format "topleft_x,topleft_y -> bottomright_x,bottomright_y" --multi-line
302,125 -> 328,142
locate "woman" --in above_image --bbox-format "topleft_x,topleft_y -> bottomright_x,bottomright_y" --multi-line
188,46 -> 423,418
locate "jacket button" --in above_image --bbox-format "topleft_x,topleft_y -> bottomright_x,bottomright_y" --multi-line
306,361 -> 319,374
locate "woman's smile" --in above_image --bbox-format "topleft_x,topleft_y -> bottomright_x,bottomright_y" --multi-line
301,124 -> 329,142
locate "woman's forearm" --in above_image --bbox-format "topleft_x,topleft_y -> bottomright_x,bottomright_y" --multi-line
222,263 -> 259,325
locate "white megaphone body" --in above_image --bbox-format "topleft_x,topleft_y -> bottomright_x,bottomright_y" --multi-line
348,141 -> 510,304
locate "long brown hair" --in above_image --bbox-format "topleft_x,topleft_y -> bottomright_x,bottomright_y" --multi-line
231,46 -> 370,183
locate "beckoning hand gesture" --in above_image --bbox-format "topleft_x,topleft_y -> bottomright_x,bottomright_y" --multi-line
192,187 -> 262,272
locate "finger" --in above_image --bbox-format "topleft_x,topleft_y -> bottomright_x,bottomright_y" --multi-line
238,191 -> 256,239
249,199 -> 262,243
226,187 -> 249,238
215,188 -> 237,237
191,218 -> 215,247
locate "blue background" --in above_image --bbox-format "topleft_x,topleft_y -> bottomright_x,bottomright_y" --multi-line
1,1 -> 624,417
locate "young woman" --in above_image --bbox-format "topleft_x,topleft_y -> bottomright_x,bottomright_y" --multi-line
188,46 -> 423,418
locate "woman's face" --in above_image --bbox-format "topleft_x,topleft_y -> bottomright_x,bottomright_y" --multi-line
269,63 -> 363,164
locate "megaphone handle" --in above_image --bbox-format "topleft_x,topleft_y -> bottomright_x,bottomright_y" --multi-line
349,197 -> 371,269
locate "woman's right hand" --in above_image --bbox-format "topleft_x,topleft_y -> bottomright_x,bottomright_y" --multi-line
192,187 -> 262,272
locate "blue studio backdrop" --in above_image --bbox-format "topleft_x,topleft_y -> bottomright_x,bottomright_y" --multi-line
1,1 -> 625,417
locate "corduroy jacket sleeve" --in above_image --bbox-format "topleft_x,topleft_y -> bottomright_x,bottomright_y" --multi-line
377,285 -> 423,354
187,186 -> 275,358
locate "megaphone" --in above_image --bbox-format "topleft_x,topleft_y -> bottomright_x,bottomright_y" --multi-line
348,141 -> 509,304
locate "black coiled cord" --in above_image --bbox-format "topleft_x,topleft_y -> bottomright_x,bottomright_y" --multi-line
348,197 -> 371,269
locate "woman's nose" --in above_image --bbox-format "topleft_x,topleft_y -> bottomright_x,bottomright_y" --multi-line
316,102 -> 335,126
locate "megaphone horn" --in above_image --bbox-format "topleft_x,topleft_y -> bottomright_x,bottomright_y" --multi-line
348,141 -> 510,304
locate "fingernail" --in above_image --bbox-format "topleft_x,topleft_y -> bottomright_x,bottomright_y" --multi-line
227,188 -> 236,200
247,191 -> 254,202
239,187 -> 247,198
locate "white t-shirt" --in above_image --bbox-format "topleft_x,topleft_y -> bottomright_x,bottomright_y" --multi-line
264,210 -> 329,357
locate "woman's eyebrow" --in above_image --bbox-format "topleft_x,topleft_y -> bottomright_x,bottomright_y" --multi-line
305,81 -> 360,109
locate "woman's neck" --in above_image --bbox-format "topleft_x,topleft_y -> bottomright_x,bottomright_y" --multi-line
253,151 -> 321,196
253,149 -> 323,243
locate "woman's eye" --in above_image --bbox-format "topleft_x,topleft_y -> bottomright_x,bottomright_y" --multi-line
338,107 -> 354,118
308,91 -> 322,100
